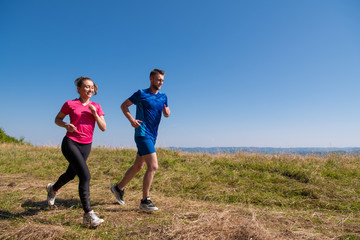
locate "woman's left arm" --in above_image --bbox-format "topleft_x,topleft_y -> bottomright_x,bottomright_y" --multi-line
89,104 -> 106,132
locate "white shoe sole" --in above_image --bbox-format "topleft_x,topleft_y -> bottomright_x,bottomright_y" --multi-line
139,205 -> 158,211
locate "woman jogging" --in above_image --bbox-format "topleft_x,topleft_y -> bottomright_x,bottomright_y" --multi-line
46,76 -> 106,227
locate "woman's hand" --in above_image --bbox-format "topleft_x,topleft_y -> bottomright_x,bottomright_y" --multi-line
88,104 -> 97,116
65,123 -> 77,132
55,111 -> 77,132
88,104 -> 106,131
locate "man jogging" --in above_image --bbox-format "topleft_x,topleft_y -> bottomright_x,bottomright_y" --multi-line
111,69 -> 171,211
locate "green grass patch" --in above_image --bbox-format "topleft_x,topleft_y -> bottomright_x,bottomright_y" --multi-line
1,144 -> 360,239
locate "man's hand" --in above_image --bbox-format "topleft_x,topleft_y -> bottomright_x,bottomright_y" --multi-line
131,119 -> 143,128
162,104 -> 170,117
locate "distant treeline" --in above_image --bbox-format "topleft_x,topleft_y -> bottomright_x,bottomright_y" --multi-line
0,127 -> 26,144
169,147 -> 360,155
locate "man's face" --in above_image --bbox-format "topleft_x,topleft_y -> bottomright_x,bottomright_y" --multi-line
150,73 -> 164,91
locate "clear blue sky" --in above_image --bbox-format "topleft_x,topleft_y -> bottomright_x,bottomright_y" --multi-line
1,0 -> 360,148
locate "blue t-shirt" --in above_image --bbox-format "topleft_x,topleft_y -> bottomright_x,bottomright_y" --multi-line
128,88 -> 168,140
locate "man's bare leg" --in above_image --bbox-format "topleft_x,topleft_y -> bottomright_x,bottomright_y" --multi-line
142,152 -> 158,200
117,154 -> 145,190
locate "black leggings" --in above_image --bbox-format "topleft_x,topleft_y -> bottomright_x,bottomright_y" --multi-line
53,136 -> 92,213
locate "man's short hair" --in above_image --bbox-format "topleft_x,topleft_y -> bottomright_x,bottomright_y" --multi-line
150,69 -> 165,78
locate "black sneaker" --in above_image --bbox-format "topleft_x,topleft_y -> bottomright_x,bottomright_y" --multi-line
110,185 -> 125,205
139,197 -> 158,211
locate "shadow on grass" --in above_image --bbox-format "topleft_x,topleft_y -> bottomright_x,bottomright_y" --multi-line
22,198 -> 82,209
0,198 -> 105,220
104,207 -> 133,213
103,207 -> 158,216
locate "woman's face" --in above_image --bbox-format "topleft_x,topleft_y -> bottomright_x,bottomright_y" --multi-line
78,79 -> 94,99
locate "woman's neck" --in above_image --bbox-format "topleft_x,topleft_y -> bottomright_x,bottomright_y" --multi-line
79,97 -> 90,105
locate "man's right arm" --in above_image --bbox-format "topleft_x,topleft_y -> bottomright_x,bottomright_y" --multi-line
121,99 -> 142,128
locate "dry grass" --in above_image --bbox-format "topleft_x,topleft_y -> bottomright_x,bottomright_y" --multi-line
166,210 -> 278,240
1,223 -> 65,240
0,172 -> 358,240
0,173 -> 278,240
1,143 -> 360,239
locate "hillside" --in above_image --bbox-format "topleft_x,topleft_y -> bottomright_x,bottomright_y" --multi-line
0,128 -> 26,144
0,143 -> 359,239
170,146 -> 360,155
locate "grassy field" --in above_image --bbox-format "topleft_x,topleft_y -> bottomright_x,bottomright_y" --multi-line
0,142 -> 360,239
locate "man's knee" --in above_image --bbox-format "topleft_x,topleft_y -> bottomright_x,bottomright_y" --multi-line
133,163 -> 144,172
144,155 -> 158,169
149,164 -> 158,172
147,161 -> 158,172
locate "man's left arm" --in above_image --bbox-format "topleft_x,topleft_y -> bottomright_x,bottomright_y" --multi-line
162,104 -> 171,118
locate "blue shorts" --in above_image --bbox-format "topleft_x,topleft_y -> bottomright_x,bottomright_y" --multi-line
135,136 -> 156,156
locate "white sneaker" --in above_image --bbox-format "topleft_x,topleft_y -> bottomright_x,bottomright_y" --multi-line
83,210 -> 104,227
46,183 -> 58,206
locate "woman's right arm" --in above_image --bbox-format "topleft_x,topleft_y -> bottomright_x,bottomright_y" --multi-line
55,111 -> 77,132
